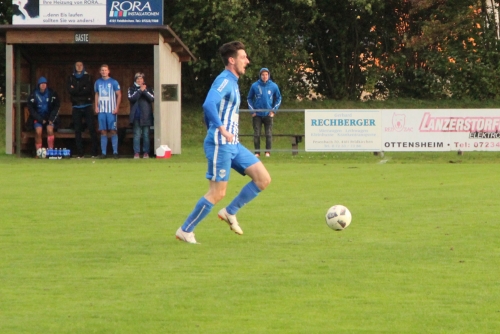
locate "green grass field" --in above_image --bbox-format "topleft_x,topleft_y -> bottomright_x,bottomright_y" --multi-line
1,102 -> 500,332
1,155 -> 499,333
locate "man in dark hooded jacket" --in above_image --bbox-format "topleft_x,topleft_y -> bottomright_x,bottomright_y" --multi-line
127,72 -> 154,158
27,76 -> 60,153
68,61 -> 98,158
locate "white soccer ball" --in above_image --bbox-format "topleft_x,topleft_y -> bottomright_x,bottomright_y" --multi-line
36,147 -> 47,159
325,205 -> 352,231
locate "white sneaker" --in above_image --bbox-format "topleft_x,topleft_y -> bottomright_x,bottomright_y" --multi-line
218,208 -> 243,235
175,227 -> 198,244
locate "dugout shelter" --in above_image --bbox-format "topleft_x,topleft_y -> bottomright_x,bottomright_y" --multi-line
0,25 -> 195,156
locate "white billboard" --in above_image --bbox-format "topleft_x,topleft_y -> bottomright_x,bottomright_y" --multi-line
12,0 -> 163,26
305,109 -> 382,151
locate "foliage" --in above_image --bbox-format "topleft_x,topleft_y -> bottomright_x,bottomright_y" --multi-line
2,1 -> 500,101
165,0 -> 312,103
368,0 -> 500,99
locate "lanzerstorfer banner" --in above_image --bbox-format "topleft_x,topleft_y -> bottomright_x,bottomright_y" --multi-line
12,0 -> 163,26
381,109 -> 500,152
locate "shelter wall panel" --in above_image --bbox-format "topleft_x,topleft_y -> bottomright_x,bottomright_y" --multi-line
154,35 -> 182,154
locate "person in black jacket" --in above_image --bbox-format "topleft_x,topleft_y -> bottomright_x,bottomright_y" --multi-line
68,61 -> 98,158
27,76 -> 60,153
127,72 -> 154,158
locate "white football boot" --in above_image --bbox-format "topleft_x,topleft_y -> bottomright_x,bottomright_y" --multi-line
175,227 -> 198,244
218,208 -> 243,235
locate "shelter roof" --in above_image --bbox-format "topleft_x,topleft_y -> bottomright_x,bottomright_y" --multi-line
0,24 -> 196,62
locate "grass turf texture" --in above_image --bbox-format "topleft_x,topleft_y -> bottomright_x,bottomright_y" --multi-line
1,156 -> 500,333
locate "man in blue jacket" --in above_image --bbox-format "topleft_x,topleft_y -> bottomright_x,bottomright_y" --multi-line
247,68 -> 282,157
27,76 -> 60,154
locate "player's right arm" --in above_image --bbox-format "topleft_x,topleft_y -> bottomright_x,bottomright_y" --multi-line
27,92 -> 44,123
203,80 -> 234,143
94,92 -> 99,113
202,87 -> 223,129
247,83 -> 256,110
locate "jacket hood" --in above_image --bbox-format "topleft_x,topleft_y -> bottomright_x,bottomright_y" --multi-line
37,76 -> 48,86
258,68 -> 272,84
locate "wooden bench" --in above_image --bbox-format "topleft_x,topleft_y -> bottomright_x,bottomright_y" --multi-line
239,134 -> 303,155
20,105 -> 148,154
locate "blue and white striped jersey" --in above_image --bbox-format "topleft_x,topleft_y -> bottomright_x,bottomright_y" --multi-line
95,77 -> 120,113
203,70 -> 240,145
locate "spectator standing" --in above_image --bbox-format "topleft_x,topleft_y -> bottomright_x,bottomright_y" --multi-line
94,64 -> 121,159
127,72 -> 154,158
68,61 -> 98,158
26,76 -> 60,154
175,41 -> 272,244
247,68 -> 282,157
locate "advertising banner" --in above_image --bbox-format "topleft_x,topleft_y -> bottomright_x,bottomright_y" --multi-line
381,109 -> 500,152
305,109 -> 382,152
12,0 -> 163,26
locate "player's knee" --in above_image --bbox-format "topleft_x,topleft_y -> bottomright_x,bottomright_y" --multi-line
257,175 -> 271,190
207,192 -> 225,204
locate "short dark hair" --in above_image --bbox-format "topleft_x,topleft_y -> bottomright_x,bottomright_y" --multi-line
219,41 -> 246,66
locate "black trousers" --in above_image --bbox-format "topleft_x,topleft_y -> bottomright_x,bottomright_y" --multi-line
72,105 -> 98,156
252,115 -> 273,153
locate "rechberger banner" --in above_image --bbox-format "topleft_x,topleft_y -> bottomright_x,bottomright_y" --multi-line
381,109 -> 500,152
305,109 -> 382,152
12,0 -> 163,26
304,109 -> 500,152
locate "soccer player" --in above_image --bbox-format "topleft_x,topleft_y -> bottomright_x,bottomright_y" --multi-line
94,64 -> 121,159
175,41 -> 272,244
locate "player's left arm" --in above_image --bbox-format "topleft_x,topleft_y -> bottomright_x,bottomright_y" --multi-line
143,87 -> 154,102
273,84 -> 282,111
114,89 -> 122,115
48,91 -> 60,125
270,84 -> 282,117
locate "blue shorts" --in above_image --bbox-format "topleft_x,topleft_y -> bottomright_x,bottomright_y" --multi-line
98,113 -> 117,131
204,141 -> 259,181
33,120 -> 54,129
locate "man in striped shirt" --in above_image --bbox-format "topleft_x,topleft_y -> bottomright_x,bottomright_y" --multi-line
94,64 -> 121,159
176,41 -> 272,244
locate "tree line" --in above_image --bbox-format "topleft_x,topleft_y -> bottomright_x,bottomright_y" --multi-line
165,0 -> 500,101
2,0 -> 500,102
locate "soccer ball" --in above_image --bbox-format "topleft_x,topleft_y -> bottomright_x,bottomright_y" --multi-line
36,147 -> 47,159
325,205 -> 352,231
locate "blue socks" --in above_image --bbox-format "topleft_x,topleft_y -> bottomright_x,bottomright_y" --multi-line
226,181 -> 261,215
182,182 -> 261,233
100,134 -> 119,155
111,134 -> 118,154
182,197 -> 214,232
100,135 -> 107,155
